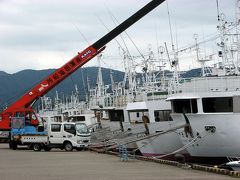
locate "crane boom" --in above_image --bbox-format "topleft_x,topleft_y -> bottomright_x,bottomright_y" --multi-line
0,0 -> 165,136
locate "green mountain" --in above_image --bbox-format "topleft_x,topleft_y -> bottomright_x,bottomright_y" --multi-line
0,67 -> 124,110
0,67 -> 202,111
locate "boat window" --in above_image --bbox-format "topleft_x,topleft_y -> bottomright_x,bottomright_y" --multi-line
128,111 -> 148,123
73,116 -> 85,122
172,99 -> 198,113
136,112 -> 140,118
64,124 -> 76,134
51,124 -> 61,132
202,97 -> 233,113
54,116 -> 62,122
154,110 -> 171,122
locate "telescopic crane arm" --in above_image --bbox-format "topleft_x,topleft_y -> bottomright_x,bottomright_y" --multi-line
0,0 -> 165,131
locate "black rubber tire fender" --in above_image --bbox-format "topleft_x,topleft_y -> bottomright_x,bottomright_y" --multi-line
43,146 -> 52,151
11,141 -> 17,150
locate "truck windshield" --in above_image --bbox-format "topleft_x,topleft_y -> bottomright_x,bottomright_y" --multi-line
75,123 -> 89,134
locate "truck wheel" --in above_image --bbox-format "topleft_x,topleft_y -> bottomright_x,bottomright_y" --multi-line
33,144 -> 42,151
64,142 -> 73,151
44,146 -> 52,151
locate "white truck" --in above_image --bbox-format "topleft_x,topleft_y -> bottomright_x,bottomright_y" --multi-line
10,117 -> 91,151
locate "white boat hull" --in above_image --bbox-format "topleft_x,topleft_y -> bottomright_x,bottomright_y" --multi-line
136,122 -> 189,159
172,113 -> 240,158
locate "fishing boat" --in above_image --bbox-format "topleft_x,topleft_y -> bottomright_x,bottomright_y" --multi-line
167,0 -> 240,163
168,75 -> 240,162
126,99 -> 189,160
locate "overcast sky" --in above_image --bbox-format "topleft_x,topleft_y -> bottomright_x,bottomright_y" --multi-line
0,0 -> 235,74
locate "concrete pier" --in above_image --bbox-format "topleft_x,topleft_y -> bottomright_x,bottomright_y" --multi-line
0,144 -> 234,180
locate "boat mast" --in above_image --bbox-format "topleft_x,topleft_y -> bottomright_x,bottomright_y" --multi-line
96,54 -> 104,106
216,0 -> 239,75
122,49 -> 136,103
236,0 -> 240,72
166,0 -> 180,93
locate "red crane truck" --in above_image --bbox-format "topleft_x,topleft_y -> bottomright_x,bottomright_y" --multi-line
0,0 -> 166,147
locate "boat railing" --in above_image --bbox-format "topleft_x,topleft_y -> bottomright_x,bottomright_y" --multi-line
178,76 -> 240,93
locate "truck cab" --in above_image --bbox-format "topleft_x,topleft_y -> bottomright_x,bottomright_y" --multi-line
10,111 -> 91,151
47,122 -> 91,151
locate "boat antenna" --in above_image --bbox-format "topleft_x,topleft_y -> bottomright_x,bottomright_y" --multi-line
166,0 -> 174,51
174,21 -> 179,52
103,4 -> 145,61
96,16 -> 123,50
164,42 -> 172,67
216,0 -> 220,22
79,68 -> 87,99
155,24 -> 160,60
72,23 -> 90,46
235,0 -> 240,73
